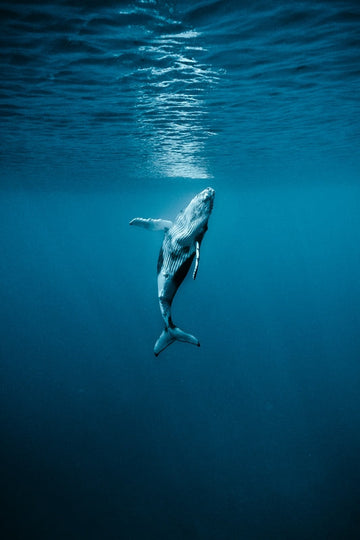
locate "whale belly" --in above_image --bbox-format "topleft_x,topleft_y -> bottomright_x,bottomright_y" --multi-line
157,235 -> 195,304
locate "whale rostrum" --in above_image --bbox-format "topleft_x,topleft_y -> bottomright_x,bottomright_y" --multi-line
130,187 -> 215,356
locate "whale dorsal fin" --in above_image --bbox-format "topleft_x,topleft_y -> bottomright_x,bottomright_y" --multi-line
193,241 -> 200,280
129,218 -> 173,231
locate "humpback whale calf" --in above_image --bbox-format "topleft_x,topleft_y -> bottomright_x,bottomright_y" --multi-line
130,187 -> 215,356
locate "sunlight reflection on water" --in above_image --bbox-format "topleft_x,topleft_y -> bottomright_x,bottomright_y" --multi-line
135,27 -> 220,179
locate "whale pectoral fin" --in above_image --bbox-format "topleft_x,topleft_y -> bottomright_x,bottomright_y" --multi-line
129,218 -> 173,231
192,241 -> 200,280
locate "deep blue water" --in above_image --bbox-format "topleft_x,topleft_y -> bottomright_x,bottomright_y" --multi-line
1,1 -> 360,539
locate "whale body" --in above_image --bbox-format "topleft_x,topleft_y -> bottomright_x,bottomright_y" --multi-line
130,187 -> 215,356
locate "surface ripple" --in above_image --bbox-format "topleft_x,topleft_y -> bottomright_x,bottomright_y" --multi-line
0,0 -> 359,185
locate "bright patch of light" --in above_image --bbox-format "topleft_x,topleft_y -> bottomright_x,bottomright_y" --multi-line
134,24 -> 220,179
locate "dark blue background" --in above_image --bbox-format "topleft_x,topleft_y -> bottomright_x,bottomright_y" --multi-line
1,1 -> 360,538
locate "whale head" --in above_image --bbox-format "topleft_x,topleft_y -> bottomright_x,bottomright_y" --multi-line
181,187 -> 215,240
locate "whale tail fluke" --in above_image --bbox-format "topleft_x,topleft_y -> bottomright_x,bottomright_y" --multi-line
154,325 -> 200,357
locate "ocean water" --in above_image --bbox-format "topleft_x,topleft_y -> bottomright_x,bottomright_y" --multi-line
1,1 -> 360,538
